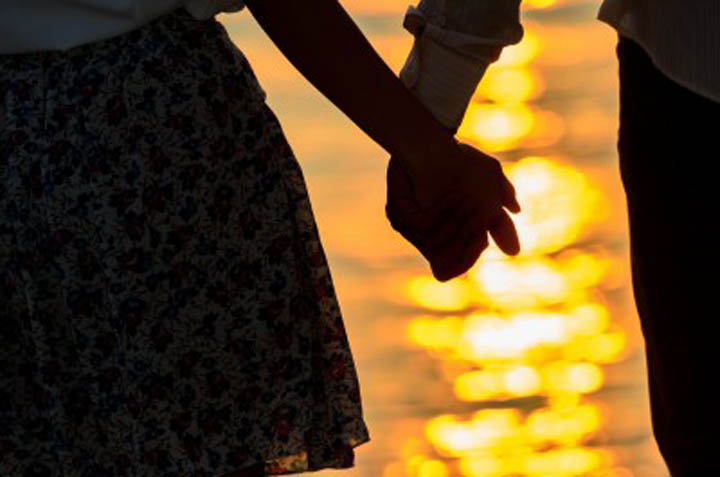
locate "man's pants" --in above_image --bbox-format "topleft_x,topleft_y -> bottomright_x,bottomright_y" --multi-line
617,36 -> 719,476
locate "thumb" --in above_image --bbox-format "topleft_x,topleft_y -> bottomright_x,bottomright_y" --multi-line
501,173 -> 522,214
488,209 -> 521,256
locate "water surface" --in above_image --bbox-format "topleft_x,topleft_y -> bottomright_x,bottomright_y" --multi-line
220,2 -> 669,475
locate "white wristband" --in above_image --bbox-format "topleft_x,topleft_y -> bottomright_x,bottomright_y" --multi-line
400,33 -> 491,130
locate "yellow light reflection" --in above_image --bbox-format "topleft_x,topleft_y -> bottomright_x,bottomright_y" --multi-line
581,330 -> 627,363
425,415 -> 481,457
522,447 -> 610,475
457,103 -> 535,152
417,459 -> 449,477
459,447 -> 610,477
563,327 -> 627,364
505,365 -> 543,395
459,454 -> 504,476
231,0 -> 646,474
525,403 -> 604,446
406,316 -> 464,351
454,369 -> 501,402
390,11 -> 636,470
494,30 -> 541,68
424,405 -> 609,471
405,454 -> 427,476
408,302 -> 620,369
454,365 -> 542,401
458,313 -> 569,362
525,0 -> 557,8
453,361 -> 605,402
543,361 -> 604,394
476,67 -> 544,104
522,109 -> 566,148
469,254 -> 611,309
406,276 -> 473,311
497,157 -> 608,256
566,302 -> 611,336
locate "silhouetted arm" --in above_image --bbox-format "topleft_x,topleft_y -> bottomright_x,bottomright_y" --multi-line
243,0 -> 459,183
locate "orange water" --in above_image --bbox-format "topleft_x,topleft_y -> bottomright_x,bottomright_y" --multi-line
220,1 -> 669,475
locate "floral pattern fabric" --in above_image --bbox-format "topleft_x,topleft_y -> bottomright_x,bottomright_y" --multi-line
0,8 -> 370,476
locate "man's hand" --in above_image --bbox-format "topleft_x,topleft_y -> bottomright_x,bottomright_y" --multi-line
385,144 -> 521,282
386,155 -> 486,281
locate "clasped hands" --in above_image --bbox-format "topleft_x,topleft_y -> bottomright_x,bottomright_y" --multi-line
385,141 -> 522,282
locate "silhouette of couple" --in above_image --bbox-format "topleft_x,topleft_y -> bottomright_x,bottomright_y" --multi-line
1,0 -> 717,475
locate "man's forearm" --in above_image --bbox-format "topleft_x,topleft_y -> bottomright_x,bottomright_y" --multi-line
244,0 -> 457,177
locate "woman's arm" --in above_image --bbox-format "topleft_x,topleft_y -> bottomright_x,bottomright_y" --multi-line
243,0 -> 458,182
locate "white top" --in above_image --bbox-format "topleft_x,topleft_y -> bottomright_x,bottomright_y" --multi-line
598,0 -> 720,108
399,0 -> 720,129
0,0 -> 245,54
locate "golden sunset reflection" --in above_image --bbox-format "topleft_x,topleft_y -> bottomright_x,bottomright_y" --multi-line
457,103 -> 535,152
421,404 -> 613,475
476,67 -> 545,104
504,157 -> 609,255
525,0 -> 559,9
384,12 -> 645,471
493,31 -> 542,68
221,0 -> 666,474
407,304 -> 624,365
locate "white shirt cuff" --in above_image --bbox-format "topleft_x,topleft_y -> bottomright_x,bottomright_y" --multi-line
399,6 -> 502,130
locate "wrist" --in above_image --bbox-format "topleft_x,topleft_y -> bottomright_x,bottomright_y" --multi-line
395,124 -> 460,187
400,33 -> 492,130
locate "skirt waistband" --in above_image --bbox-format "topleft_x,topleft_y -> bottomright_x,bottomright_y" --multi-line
0,7 -> 220,64
0,6 -> 267,125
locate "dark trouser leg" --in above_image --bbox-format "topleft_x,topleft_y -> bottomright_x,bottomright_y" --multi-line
617,36 -> 720,476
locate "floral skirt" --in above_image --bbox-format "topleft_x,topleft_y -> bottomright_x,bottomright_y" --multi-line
0,8 -> 369,476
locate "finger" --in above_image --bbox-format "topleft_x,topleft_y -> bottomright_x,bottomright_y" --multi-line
488,209 -> 521,256
392,192 -> 461,236
440,197 -> 478,245
456,232 -> 489,273
386,199 -> 431,232
393,196 -> 462,260
432,233 -> 489,282
454,205 -> 489,248
454,196 -> 478,224
387,195 -> 437,232
456,143 -> 521,215
418,209 -> 466,269
423,214 -> 461,250
429,206 -> 484,277
428,233 -> 466,270
445,233 -> 489,279
501,173 -> 522,214
422,194 -> 468,249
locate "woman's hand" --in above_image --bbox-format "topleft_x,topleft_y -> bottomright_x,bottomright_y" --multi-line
245,0 -> 520,280
386,141 -> 521,281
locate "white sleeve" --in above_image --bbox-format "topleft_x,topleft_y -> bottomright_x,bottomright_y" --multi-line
399,0 -> 523,130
